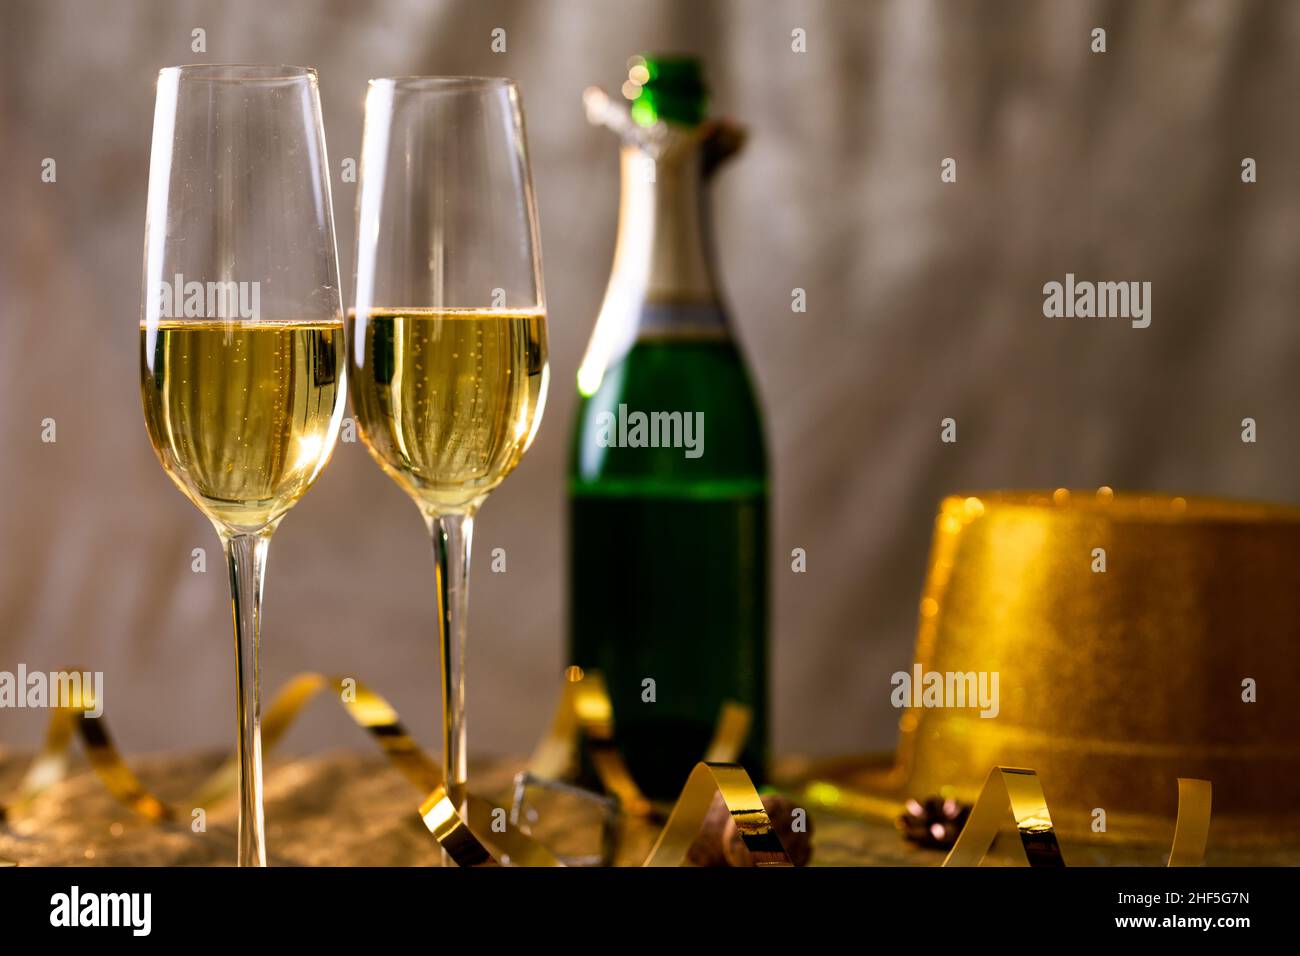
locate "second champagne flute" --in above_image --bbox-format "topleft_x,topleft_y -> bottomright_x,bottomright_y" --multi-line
349,77 -> 549,855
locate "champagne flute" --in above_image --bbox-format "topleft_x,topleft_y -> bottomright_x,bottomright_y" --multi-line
349,77 -> 548,855
139,65 -> 346,866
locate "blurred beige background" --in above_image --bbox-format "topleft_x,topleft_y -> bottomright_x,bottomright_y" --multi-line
1,0 -> 1297,762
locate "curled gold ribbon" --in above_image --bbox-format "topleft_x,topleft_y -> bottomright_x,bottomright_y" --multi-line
432,668 -> 774,866
419,759 -> 790,869
2,667 -> 778,867
419,787 -> 560,867
644,762 -> 791,867
5,680 -> 169,822
525,666 -> 752,820
2,673 -> 440,824
942,767 -> 1065,867
941,767 -> 1212,867
1167,777 -> 1212,867
528,667 -> 652,817
703,702 -> 752,765
0,672 -> 534,867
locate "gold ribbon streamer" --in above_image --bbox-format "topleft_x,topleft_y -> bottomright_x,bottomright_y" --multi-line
528,667 -> 652,817
2,673 -> 440,824
941,767 -> 1212,867
5,681 -> 169,822
644,762 -> 792,867
703,703 -> 753,765
1167,777 -> 1212,867
942,767 -> 1065,867
189,674 -> 442,808
2,668 -> 776,867
419,787 -> 561,867
418,759 -> 790,869
525,666 -> 751,820
425,669 -> 772,867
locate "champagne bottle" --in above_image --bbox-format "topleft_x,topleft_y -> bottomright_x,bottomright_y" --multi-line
568,56 -> 768,798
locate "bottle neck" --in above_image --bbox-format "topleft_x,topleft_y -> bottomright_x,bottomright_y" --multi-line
619,143 -> 720,306
577,122 -> 737,398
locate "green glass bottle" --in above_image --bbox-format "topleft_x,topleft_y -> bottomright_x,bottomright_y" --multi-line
568,55 -> 768,798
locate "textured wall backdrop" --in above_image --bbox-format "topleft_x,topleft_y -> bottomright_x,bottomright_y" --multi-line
1,0 -> 1297,762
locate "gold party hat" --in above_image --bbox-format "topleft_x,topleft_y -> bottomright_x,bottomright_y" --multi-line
837,490 -> 1300,847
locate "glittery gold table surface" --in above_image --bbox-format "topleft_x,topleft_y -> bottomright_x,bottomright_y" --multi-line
0,752 -> 1290,866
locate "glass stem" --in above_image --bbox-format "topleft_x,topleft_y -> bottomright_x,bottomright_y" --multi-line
427,509 -> 476,853
221,530 -> 272,868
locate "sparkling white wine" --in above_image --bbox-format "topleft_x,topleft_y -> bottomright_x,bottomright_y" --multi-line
349,308 -> 549,513
140,320 -> 345,532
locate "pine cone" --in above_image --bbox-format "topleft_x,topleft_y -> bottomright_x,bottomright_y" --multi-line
897,796 -> 970,849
